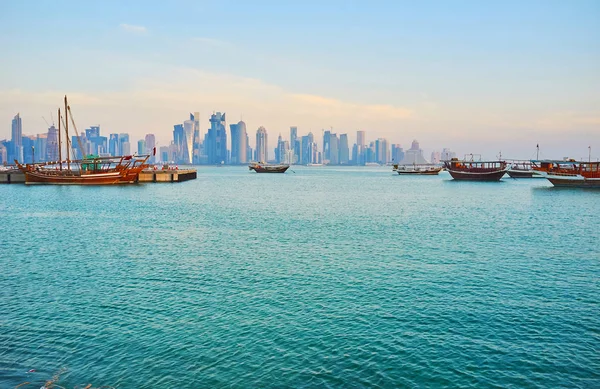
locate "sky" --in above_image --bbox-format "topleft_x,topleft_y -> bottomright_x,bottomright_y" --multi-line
1,0 -> 599,160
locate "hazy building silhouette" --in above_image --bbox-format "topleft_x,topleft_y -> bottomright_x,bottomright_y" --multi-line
375,138 -> 389,164
206,112 -> 227,164
339,134 -> 349,165
230,121 -> 248,164
11,113 -> 22,162
399,139 -> 428,164
391,144 -> 404,164
46,125 -> 59,162
255,126 -> 268,162
109,133 -> 119,156
145,134 -> 156,163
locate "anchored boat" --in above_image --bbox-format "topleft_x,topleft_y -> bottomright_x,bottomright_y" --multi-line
532,160 -> 600,188
393,164 -> 442,175
249,162 -> 290,173
443,156 -> 507,181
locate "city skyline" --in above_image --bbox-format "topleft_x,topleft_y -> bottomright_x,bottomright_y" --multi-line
1,1 -> 599,159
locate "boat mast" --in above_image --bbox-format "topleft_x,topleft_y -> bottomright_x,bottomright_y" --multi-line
64,95 -> 70,170
58,108 -> 62,171
536,144 -> 539,160
589,146 -> 592,163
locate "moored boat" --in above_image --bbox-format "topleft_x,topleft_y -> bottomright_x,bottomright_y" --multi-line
532,160 -> 600,188
443,156 -> 507,181
393,164 -> 442,175
507,161 -> 543,178
249,162 -> 290,173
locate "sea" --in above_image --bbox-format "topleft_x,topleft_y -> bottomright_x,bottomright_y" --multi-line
1,166 -> 599,388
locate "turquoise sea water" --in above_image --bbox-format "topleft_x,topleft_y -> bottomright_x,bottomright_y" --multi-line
1,167 -> 599,388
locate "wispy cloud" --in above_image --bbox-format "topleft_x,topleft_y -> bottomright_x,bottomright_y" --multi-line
119,23 -> 147,34
192,37 -> 231,47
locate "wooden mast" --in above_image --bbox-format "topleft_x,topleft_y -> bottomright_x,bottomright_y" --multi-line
58,108 -> 62,170
64,95 -> 70,170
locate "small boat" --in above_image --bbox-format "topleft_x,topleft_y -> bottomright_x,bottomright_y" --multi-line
393,164 -> 442,175
443,156 -> 507,181
507,161 -> 542,178
532,160 -> 600,188
249,162 -> 290,173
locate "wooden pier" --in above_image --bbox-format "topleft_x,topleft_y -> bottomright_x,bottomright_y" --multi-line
0,169 -> 196,184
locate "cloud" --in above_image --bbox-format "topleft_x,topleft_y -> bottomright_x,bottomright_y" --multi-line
119,23 -> 147,34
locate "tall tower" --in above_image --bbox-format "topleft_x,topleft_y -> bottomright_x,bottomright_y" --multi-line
230,121 -> 248,164
356,130 -> 365,148
208,112 -> 227,164
255,126 -> 268,163
11,113 -> 22,162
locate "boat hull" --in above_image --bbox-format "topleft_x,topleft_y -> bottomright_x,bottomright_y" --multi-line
397,168 -> 441,175
507,170 -> 541,178
546,176 -> 600,188
250,166 -> 290,173
447,169 -> 507,181
24,170 -> 131,185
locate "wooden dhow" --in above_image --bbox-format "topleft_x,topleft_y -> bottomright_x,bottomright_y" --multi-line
443,156 -> 508,181
532,160 -> 600,188
249,162 -> 290,173
15,96 -> 150,185
392,164 -> 442,175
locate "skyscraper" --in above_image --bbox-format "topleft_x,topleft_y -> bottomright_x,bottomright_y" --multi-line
391,144 -> 404,164
137,139 -> 146,156
109,133 -> 119,156
323,130 -> 331,162
145,134 -> 156,163
182,119 -> 194,164
356,130 -> 365,148
206,112 -> 227,164
375,138 -> 389,164
339,134 -> 349,165
173,124 -> 184,162
191,112 -> 202,164
290,126 -> 298,163
255,126 -> 268,162
11,113 -> 22,162
230,121 -> 248,164
46,125 -> 59,162
400,139 -> 428,164
329,133 -> 339,165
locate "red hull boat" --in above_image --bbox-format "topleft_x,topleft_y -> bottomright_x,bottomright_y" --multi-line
444,157 -> 507,181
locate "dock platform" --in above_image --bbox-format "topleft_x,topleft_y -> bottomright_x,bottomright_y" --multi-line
0,169 -> 197,184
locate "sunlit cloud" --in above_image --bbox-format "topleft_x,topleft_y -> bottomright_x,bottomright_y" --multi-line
119,23 -> 147,34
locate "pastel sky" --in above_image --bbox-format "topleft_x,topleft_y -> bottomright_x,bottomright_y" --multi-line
1,0 -> 599,160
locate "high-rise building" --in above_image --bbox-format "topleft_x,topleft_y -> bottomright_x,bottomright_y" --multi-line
290,126 -> 298,163
109,134 -> 119,156
191,112 -> 202,164
430,151 -> 441,164
46,125 -> 59,162
441,148 -> 456,161
329,133 -> 339,165
119,133 -> 130,156
391,144 -> 404,164
137,139 -> 146,156
173,124 -> 184,162
375,138 -> 389,164
255,126 -> 268,162
206,112 -> 227,164
230,121 -> 248,164
275,134 -> 289,164
356,130 -> 366,147
145,134 -> 156,163
399,139 -> 428,164
0,144 -> 6,164
323,130 -> 331,162
182,119 -> 194,164
339,134 -> 349,164
301,132 -> 314,164
11,113 -> 22,162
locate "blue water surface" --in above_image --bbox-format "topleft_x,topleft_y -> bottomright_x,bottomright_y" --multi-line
1,167 -> 599,388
